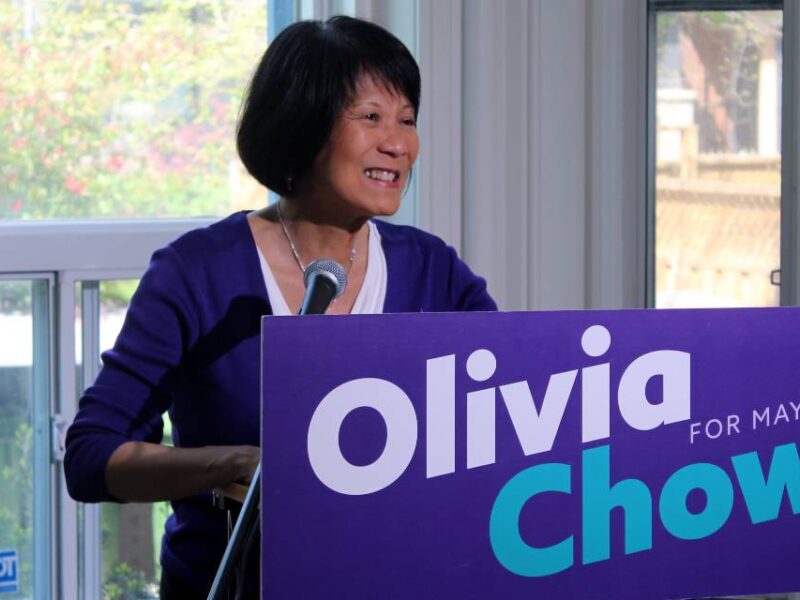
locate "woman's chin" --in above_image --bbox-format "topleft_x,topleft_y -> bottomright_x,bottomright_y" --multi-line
376,199 -> 402,216
352,196 -> 402,220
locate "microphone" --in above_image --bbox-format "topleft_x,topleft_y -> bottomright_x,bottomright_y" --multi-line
299,259 -> 348,315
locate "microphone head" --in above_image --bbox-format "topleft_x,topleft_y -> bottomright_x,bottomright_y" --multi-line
303,259 -> 347,298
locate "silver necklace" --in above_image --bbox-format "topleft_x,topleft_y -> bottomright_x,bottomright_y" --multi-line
277,201 -> 357,274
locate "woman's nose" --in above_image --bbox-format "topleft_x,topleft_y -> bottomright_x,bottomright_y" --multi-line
377,125 -> 411,158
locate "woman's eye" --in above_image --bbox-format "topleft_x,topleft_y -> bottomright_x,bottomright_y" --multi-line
402,118 -> 417,127
364,113 -> 379,121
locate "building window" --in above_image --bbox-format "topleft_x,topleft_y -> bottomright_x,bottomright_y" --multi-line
651,3 -> 783,308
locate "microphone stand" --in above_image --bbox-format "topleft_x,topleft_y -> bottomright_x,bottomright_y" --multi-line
207,465 -> 261,599
208,263 -> 344,600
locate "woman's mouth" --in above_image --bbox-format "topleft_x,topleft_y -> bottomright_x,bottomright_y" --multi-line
364,168 -> 400,183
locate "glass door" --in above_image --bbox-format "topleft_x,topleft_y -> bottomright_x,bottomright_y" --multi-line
0,277 -> 52,599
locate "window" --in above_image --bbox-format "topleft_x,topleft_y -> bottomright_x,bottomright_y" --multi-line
651,3 -> 783,308
0,278 -> 52,598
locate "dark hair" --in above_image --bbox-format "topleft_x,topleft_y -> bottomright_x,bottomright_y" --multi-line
237,16 -> 421,197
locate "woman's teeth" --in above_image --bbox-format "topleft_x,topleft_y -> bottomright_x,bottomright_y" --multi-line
365,169 -> 398,182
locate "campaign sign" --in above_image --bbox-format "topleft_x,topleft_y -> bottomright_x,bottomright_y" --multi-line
0,549 -> 18,594
261,309 -> 800,599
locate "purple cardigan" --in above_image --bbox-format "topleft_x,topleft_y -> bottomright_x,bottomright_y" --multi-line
64,211 -> 496,593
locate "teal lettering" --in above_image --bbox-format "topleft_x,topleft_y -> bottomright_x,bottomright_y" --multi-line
731,442 -> 800,524
582,445 -> 652,564
489,462 -> 573,577
659,463 -> 733,540
489,441 -> 799,578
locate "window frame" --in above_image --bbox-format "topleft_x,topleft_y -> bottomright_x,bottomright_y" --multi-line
0,215 -> 216,600
646,0 -> 797,307
0,273 -> 54,599
780,0 -> 800,305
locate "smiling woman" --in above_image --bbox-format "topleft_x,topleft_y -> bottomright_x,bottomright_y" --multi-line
64,15 -> 496,599
239,16 -> 427,313
248,71 -> 422,314
312,75 -> 419,219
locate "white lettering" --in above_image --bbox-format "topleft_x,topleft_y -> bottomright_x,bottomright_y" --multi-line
582,363 -> 610,443
306,325 -> 694,495
466,350 -> 498,468
705,418 -> 723,439
0,555 -> 15,578
499,370 -> 578,456
753,407 -> 770,429
426,355 -> 455,478
467,388 -> 496,468
727,413 -> 741,435
791,401 -> 800,420
307,378 -> 417,495
581,325 -> 612,443
690,422 -> 702,444
618,350 -> 691,431
774,403 -> 790,425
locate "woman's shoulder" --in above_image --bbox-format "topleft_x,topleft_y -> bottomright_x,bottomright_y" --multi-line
373,219 -> 497,312
168,211 -> 252,258
140,211 -> 259,297
372,219 -> 460,276
372,219 -> 449,253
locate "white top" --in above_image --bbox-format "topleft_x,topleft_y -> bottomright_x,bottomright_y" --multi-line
257,220 -> 387,316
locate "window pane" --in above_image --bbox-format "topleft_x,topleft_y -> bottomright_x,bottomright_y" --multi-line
655,10 -> 782,308
0,1 -> 268,220
75,279 -> 173,598
97,280 -> 171,599
0,280 -> 49,598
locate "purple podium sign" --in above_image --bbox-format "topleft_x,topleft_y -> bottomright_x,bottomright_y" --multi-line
261,309 -> 800,599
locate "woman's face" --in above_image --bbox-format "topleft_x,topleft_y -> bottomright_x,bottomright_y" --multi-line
307,75 -> 419,220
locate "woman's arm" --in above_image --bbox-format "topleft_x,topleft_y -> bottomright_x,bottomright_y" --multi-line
105,441 -> 260,502
65,243 -> 247,503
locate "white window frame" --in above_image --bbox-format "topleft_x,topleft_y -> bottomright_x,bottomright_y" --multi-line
0,273 -> 53,600
0,221 -> 211,599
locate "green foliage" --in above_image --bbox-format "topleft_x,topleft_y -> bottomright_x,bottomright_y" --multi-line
100,279 -> 139,308
0,0 -> 266,220
102,563 -> 151,600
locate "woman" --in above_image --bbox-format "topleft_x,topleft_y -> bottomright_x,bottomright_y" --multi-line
64,15 -> 496,599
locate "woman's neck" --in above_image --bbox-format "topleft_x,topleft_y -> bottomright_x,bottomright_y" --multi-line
273,198 -> 367,270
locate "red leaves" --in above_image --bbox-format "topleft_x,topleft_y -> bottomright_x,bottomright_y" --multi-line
64,174 -> 87,195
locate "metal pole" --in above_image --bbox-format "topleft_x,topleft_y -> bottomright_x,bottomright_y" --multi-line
207,464 -> 262,600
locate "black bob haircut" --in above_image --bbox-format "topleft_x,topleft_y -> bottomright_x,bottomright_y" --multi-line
237,16 -> 421,198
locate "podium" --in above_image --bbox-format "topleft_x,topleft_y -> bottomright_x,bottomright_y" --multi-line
251,309 -> 800,598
